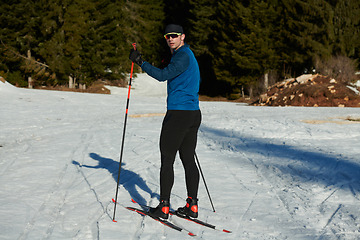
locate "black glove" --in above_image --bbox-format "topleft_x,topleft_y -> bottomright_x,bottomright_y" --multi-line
129,49 -> 144,66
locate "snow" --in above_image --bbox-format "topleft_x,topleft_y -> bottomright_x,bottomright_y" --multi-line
1,74 -> 360,239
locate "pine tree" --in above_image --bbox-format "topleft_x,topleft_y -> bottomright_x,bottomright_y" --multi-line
330,0 -> 360,58
187,0 -> 223,96
2,0 -> 357,93
227,0 -> 279,87
61,0 -> 91,86
163,0 -> 191,28
0,0 -> 45,85
189,0 -> 281,96
80,0 -> 129,83
37,0 -> 67,85
276,0 -> 337,75
138,0 -> 165,66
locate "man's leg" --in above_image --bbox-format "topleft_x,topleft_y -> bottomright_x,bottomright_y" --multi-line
159,110 -> 190,200
178,110 -> 201,199
177,110 -> 201,218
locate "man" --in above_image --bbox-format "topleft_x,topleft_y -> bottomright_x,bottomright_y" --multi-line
129,24 -> 201,220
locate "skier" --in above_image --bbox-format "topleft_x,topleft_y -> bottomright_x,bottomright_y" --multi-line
129,24 -> 201,219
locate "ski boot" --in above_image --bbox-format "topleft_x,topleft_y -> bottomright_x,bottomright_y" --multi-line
177,197 -> 198,218
149,199 -> 170,220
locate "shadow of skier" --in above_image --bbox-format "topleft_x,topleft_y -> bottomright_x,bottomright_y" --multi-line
200,125 -> 360,189
72,153 -> 159,206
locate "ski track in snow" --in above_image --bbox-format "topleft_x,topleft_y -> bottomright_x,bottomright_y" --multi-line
1,74 -> 360,239
198,104 -> 360,239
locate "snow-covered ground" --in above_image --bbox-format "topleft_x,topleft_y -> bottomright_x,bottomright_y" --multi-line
1,74 -> 360,240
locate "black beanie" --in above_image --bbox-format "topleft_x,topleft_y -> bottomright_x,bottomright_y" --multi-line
164,24 -> 184,35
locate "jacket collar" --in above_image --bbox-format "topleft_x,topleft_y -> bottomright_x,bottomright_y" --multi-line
173,43 -> 189,54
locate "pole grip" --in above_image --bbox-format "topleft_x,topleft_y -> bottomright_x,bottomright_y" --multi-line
130,43 -> 136,80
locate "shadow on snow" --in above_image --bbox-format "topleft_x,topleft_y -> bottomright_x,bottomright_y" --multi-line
72,153 -> 159,206
200,125 -> 360,192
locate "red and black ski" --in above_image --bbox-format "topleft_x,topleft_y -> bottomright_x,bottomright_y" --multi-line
112,199 -> 196,237
131,199 -> 231,233
125,207 -> 196,236
172,210 -> 232,233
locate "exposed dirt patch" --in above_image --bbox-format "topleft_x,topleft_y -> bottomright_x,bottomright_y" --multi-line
35,81 -> 111,94
129,113 -> 165,118
301,119 -> 360,124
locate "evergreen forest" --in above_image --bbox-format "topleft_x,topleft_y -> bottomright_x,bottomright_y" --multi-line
1,0 -> 359,97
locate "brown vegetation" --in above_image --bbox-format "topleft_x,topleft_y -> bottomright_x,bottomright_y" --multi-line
34,79 -> 127,94
35,81 -> 111,94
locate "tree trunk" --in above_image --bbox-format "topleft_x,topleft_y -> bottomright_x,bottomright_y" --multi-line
27,50 -> 33,89
69,75 -> 74,88
264,72 -> 269,90
249,85 -> 253,98
79,83 -> 86,89
28,76 -> 33,89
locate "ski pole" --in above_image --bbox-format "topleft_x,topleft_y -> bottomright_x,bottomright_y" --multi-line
112,43 -> 137,222
195,152 -> 216,212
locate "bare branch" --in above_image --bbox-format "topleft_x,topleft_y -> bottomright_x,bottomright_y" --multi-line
0,39 -> 49,68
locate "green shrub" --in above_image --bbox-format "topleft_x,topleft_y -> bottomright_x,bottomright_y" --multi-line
7,71 -> 27,87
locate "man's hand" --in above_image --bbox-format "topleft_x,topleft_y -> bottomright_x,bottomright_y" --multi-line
129,49 -> 144,66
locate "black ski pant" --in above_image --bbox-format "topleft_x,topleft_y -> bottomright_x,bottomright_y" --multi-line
159,110 -> 201,201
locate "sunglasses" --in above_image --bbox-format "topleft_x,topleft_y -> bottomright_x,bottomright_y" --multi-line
164,33 -> 182,39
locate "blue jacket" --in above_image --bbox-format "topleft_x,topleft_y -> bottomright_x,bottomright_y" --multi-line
141,43 -> 200,111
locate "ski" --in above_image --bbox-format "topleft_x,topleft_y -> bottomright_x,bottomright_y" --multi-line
125,207 -> 196,237
112,199 -> 195,237
130,199 -> 231,233
173,210 -> 231,233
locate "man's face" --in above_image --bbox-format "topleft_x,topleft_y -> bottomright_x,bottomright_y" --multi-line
165,33 -> 185,52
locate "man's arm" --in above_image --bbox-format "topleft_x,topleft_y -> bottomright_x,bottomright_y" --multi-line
141,51 -> 190,82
